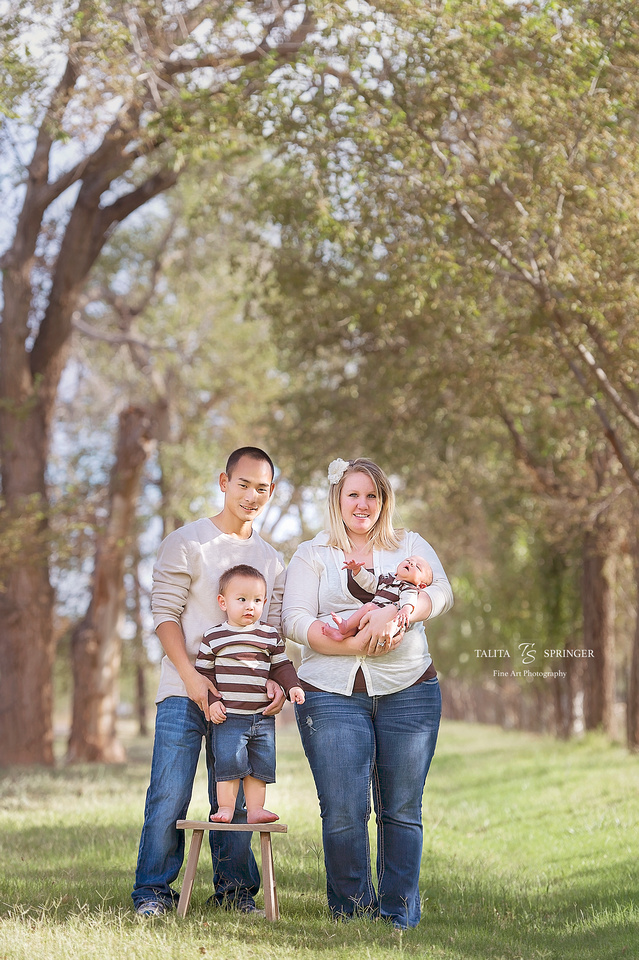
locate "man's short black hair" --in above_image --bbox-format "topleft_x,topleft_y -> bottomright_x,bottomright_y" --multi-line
225,446 -> 275,482
218,564 -> 267,595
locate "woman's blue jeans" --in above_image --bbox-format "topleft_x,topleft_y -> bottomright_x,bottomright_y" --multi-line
295,679 -> 441,928
132,696 -> 260,909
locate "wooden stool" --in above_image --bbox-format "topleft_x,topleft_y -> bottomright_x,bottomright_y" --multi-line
176,820 -> 288,920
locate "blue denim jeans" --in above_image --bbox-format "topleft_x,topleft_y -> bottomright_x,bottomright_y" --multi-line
295,679 -> 441,928
213,714 -> 276,783
132,697 -> 260,909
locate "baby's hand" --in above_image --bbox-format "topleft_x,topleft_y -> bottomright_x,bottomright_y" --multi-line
210,701 -> 227,724
289,686 -> 306,704
342,559 -> 363,574
395,607 -> 411,632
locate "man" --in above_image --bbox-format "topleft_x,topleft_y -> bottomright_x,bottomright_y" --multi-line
132,447 -> 286,916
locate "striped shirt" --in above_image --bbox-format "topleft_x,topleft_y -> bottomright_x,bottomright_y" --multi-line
195,621 -> 300,715
353,569 -> 419,611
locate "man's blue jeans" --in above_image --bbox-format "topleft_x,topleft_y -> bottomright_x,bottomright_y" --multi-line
132,697 -> 260,909
295,679 -> 441,928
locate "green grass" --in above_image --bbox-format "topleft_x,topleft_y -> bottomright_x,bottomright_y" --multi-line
1,715 -> 638,959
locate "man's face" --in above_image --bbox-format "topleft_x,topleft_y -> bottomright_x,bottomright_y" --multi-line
219,455 -> 274,524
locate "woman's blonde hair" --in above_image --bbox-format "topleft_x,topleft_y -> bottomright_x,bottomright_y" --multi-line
326,458 -> 403,552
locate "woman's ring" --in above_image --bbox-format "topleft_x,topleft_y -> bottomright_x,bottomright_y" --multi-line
377,640 -> 386,647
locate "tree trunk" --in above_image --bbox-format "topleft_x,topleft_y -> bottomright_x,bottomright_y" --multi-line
539,548 -> 576,739
0,342 -> 56,763
0,501 -> 55,765
553,668 -> 574,739
582,523 -> 616,734
627,536 -> 639,751
66,407 -> 153,762
130,544 -> 149,738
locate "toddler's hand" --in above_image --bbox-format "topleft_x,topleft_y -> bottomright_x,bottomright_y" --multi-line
342,559 -> 362,574
210,702 -> 227,724
289,686 -> 306,704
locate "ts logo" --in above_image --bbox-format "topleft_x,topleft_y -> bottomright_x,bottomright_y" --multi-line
519,643 -> 536,665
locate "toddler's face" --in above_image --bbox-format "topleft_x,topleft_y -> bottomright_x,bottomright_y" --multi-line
395,556 -> 431,587
218,575 -> 266,627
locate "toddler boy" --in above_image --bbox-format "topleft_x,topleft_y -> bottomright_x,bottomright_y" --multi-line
196,564 -> 304,824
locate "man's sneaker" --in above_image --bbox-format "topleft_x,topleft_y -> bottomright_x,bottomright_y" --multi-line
236,901 -> 265,916
135,900 -> 169,917
208,894 -> 264,916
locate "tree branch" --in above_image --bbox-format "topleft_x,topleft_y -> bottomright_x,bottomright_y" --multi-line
452,196 -> 541,287
29,59 -> 79,185
25,103 -> 153,218
71,314 -> 165,353
29,165 -> 178,382
499,407 -> 564,497
580,316 -> 639,412
163,6 -> 315,77
449,96 -> 530,219
93,168 -> 180,259
549,321 -> 639,492
573,333 -> 639,432
0,57 -> 81,272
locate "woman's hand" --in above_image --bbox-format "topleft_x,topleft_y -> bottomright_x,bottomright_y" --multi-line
355,605 -> 405,657
307,618 -> 373,656
262,680 -> 287,716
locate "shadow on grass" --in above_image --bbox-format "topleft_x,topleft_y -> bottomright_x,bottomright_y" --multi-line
1,822 -> 322,918
5,822 -> 636,959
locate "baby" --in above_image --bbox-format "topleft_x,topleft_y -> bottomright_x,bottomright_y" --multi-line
322,555 -> 433,642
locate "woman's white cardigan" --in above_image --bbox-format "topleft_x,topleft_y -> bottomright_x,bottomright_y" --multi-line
282,530 -> 453,696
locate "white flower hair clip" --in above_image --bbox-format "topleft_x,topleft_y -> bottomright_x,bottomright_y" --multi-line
327,458 -> 350,485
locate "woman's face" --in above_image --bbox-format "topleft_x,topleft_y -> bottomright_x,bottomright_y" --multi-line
339,471 -> 382,539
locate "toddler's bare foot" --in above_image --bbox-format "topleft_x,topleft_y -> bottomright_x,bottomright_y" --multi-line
211,807 -> 234,822
247,808 -> 280,824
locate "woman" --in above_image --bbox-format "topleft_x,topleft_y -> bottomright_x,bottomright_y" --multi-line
282,457 -> 453,929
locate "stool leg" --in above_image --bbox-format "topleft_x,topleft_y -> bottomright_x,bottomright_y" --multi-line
260,831 -> 279,921
177,829 -> 204,918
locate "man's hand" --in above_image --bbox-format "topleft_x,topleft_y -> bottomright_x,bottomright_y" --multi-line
184,670 -> 220,722
356,605 -> 405,657
262,679 -> 286,716
156,622 -> 220,721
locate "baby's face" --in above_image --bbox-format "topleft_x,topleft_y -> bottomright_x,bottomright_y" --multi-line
395,556 -> 431,587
